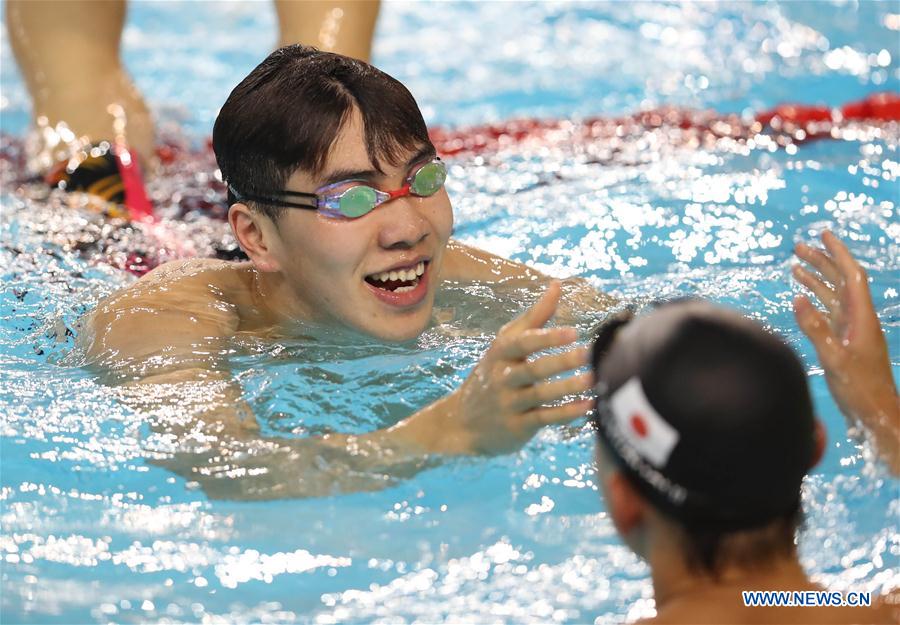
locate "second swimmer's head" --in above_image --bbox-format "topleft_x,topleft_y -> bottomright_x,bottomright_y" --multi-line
590,299 -> 823,575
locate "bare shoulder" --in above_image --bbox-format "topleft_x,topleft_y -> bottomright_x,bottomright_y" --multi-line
137,257 -> 243,286
92,258 -> 244,314
439,239 -> 546,283
873,589 -> 900,624
81,258 -> 252,365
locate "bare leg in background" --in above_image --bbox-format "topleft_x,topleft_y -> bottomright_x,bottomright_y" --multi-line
6,0 -> 156,172
6,0 -> 380,175
275,0 -> 380,62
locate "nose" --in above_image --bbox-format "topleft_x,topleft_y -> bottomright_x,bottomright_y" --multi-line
377,196 -> 430,250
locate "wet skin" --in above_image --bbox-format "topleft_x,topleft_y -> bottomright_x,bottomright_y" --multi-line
81,109 -> 606,496
588,235 -> 899,624
84,109 -> 552,365
229,109 -> 455,343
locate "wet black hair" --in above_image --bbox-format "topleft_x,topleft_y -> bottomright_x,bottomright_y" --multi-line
591,300 -> 816,575
212,44 -> 432,221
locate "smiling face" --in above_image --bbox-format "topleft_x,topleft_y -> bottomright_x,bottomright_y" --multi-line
251,108 -> 453,342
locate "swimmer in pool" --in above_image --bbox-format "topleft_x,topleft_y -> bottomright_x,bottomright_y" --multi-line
81,45 -> 610,497
6,0 -> 380,203
589,232 -> 898,624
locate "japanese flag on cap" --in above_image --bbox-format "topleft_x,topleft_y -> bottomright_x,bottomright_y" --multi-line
609,377 -> 680,468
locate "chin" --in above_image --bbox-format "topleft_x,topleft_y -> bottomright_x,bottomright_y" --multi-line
362,310 -> 431,343
371,320 -> 429,343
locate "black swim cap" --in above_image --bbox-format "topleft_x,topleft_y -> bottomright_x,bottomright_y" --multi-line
591,300 -> 815,531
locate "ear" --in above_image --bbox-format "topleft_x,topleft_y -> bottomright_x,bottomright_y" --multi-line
811,419 -> 827,468
605,471 -> 647,539
228,203 -> 281,272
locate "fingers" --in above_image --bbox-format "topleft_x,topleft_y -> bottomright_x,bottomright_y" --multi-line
504,281 -> 562,334
497,326 -> 577,361
511,371 -> 594,412
504,345 -> 590,388
796,231 -> 881,324
822,231 -> 865,285
792,264 -> 839,313
821,231 -> 876,318
795,241 -> 841,286
527,399 -> 594,427
793,294 -> 841,369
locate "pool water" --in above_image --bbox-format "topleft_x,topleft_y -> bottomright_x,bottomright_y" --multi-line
1,2 -> 899,623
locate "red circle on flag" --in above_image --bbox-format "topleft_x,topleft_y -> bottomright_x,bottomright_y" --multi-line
630,414 -> 648,438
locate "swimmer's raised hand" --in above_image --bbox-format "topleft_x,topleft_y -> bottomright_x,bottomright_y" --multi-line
793,231 -> 899,474
363,282 -> 591,460
445,280 -> 594,454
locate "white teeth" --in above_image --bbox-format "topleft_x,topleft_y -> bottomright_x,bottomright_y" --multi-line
370,261 -> 427,283
395,285 -> 416,293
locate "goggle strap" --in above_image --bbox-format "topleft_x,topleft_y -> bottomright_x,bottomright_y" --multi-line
236,192 -> 319,211
228,183 -> 318,210
279,190 -> 319,200
228,157 -> 446,214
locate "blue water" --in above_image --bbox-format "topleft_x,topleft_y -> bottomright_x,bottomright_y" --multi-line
1,2 -> 899,623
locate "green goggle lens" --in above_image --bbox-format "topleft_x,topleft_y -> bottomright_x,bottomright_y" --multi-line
330,160 -> 446,218
339,185 -> 378,217
410,161 -> 447,197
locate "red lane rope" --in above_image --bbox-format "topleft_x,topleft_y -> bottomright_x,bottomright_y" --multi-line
4,91 -> 897,277
758,91 -> 900,126
427,92 -> 900,157
13,94 -> 900,211
152,92 -> 900,166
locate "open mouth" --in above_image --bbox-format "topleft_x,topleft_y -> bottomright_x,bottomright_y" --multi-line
364,261 -> 427,293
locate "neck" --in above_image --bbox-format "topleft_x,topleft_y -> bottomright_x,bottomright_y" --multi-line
649,537 -> 813,611
246,267 -> 318,334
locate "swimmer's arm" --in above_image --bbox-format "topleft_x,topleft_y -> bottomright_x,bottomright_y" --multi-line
793,232 -> 900,475
88,278 -> 590,497
112,364 -> 429,498
83,299 -> 262,437
83,299 -> 435,497
144,284 -> 593,499
81,296 -> 427,496
114,367 -> 436,499
84,322 -> 230,375
119,367 -> 260,436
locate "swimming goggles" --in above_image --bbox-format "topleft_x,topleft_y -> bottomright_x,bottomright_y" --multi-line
228,158 -> 447,219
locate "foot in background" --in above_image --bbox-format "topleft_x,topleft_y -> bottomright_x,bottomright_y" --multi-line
44,141 -> 153,221
6,0 -> 378,219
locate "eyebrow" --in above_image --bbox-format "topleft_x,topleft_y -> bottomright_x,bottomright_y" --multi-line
316,144 -> 437,188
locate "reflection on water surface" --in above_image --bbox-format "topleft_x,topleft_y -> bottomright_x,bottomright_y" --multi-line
2,1 -> 899,623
